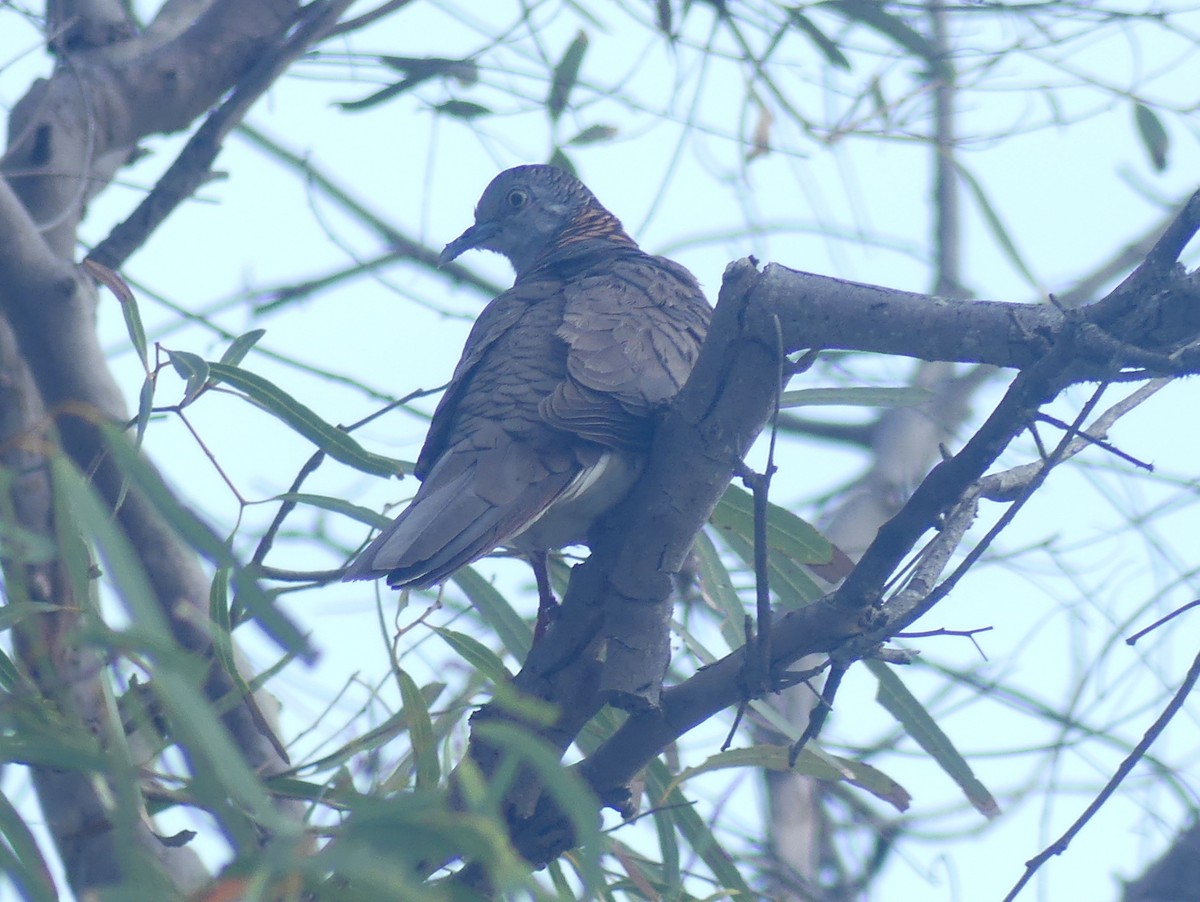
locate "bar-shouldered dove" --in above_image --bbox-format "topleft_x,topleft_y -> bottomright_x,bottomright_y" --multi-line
343,165 -> 711,627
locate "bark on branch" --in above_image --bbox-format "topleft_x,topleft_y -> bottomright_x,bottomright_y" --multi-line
464,187 -> 1200,869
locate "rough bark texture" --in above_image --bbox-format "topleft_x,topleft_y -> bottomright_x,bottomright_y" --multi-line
0,2 -> 351,893
459,186 -> 1200,870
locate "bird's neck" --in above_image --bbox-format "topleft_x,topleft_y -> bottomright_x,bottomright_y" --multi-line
514,207 -> 637,279
554,205 -> 636,250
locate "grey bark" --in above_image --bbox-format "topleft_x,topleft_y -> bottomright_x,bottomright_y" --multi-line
0,1 -> 352,893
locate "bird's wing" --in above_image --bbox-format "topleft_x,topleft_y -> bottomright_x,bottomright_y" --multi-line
543,252 -> 711,449
346,287 -> 590,586
414,279 -> 557,479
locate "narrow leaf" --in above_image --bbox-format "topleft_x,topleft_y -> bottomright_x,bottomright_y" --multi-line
430,626 -> 512,685
218,329 -> 267,368
276,492 -> 393,529
85,258 -> 147,370
645,760 -> 752,897
1133,102 -> 1169,172
0,788 -> 57,902
781,386 -> 932,408
671,743 -> 911,812
822,0 -> 949,80
133,376 -> 155,447
431,100 -> 491,120
166,349 -> 209,404
708,484 -> 829,607
788,10 -> 851,70
395,667 -> 439,789
566,124 -> 618,146
48,455 -> 297,839
548,31 -> 589,120
474,722 -> 603,892
207,362 -> 402,478
953,158 -> 1042,292
451,567 -> 532,661
547,147 -> 576,176
868,659 -> 1000,818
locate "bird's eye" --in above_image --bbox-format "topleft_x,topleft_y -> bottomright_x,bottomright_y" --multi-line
505,189 -> 528,210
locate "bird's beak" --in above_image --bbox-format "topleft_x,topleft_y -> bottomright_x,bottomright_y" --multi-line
439,220 -> 500,267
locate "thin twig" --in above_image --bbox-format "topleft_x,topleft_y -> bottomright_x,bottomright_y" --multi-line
1003,643 -> 1200,901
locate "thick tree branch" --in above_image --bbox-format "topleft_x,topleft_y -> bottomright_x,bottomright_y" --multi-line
0,4 -> 366,890
468,185 -> 1200,869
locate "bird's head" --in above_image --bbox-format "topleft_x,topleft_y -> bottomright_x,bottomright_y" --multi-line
439,164 -> 632,278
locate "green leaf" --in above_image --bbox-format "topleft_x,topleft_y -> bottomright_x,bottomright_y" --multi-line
548,31 -> 589,121
822,0 -> 949,80
708,484 -> 829,608
670,743 -> 911,812
547,147 -> 576,176
133,376 -> 155,447
380,55 -> 478,86
430,626 -> 512,686
86,258 -> 147,370
566,124 -> 618,146
395,667 -> 439,789
431,100 -> 492,120
952,158 -> 1041,292
218,328 -> 267,368
451,567 -> 532,661
1133,102 -> 1169,172
275,492 -> 394,529
207,362 -> 402,478
165,348 -> 209,404
645,760 -> 752,897
868,659 -> 999,818
473,722 -> 603,892
0,788 -> 57,902
0,602 -> 62,631
48,454 -> 299,843
692,530 -> 746,649
788,10 -> 851,70
780,386 -> 932,408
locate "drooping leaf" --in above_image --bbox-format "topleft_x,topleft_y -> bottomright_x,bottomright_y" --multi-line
431,100 -> 492,120
868,659 -> 1000,818
473,722 -> 603,892
48,454 -> 299,844
395,666 -> 439,789
133,375 -> 155,447
953,158 -> 1042,292
645,759 -> 752,897
165,348 -> 209,404
218,328 -> 267,368
206,362 -> 403,478
821,0 -> 949,80
708,483 -> 829,608
781,385 -> 932,408
566,124 -> 618,146
1133,102 -> 1169,172
84,258 -> 147,370
0,787 -> 58,902
430,625 -> 512,686
788,10 -> 851,70
548,31 -> 589,121
670,743 -> 911,812
275,492 -> 394,530
451,567 -> 532,661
